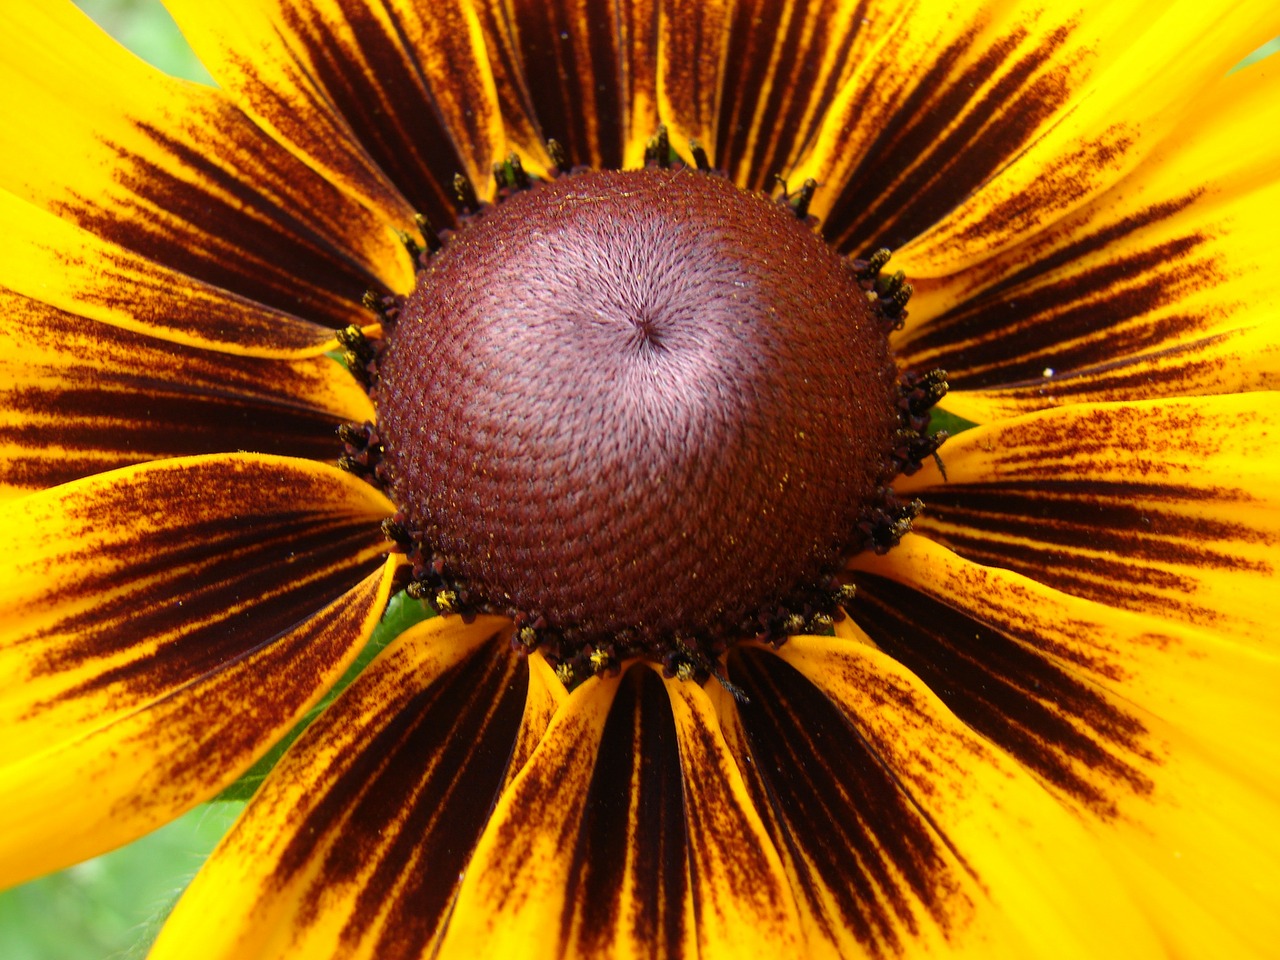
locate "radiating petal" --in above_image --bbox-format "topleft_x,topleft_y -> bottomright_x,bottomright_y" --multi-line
897,395 -> 1280,645
897,61 -> 1280,417
439,665 -> 801,959
0,1 -> 414,332
898,1 -> 1280,271
505,653 -> 568,784
661,678 -> 803,959
793,0 -> 1280,259
0,188 -> 336,357
465,0 -> 557,173
714,0 -> 869,190
719,640 -> 1162,957
934,325 -> 1280,427
846,537 -> 1280,956
150,617 -> 543,960
0,454 -> 396,887
656,0 -> 731,168
0,292 -> 372,499
489,0 -> 659,171
166,0 -> 506,221
849,536 -> 1280,802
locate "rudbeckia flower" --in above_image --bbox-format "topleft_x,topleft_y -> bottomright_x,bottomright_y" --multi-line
3,0 -> 1279,956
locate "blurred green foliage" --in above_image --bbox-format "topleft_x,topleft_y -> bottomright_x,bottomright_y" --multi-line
74,0 -> 212,82
0,804 -> 241,960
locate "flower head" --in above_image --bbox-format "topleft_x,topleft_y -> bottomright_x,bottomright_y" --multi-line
2,1 -> 1279,957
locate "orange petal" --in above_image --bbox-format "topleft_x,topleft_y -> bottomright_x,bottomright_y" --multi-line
655,0 -> 731,170
167,0 -> 507,221
490,0 -> 660,171
675,0 -> 882,191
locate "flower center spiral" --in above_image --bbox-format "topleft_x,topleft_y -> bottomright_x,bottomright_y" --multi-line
374,168 -> 920,679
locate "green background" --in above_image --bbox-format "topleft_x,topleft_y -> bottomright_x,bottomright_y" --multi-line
2,1 -> 1278,958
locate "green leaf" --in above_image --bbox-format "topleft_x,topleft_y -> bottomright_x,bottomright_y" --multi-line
930,406 -> 979,436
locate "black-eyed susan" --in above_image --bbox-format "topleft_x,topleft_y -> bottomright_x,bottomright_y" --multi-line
2,1 -> 1279,957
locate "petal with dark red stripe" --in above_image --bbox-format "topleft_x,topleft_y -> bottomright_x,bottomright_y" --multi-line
150,617 -> 554,960
723,639 -> 1164,956
0,454 -> 396,887
167,0 -> 506,224
845,537 -> 1280,956
793,0 -> 1280,259
0,187 -> 339,358
897,0 -> 1280,272
700,0 -> 879,190
656,0 -> 732,169
663,678 -> 803,960
466,0 -> 555,173
896,62 -> 1280,419
0,292 -> 372,499
0,3 -> 414,335
897,395 -> 1280,645
495,0 -> 658,171
439,665 -> 801,959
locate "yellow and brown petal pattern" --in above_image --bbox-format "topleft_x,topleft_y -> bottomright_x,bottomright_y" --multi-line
149,616 -> 558,960
899,59 -> 1280,422
0,290 -> 374,498
896,394 -> 1280,643
843,535 -> 1280,956
1,0 -> 1279,958
0,454 -> 396,886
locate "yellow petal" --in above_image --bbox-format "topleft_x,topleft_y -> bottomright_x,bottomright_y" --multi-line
491,0 -> 659,171
463,0 -> 556,176
0,187 -> 336,358
662,678 -> 803,960
0,453 -> 396,887
935,325 -> 1280,427
505,653 -> 569,785
851,535 -> 1280,797
845,537 -> 1280,956
794,0 -> 1280,259
150,617 -> 539,960
0,1 -> 415,324
166,0 -> 505,219
438,664 -> 802,959
898,394 -> 1280,645
722,640 -> 1164,957
897,60 -> 1280,418
0,291 -> 373,500
664,0 -> 880,191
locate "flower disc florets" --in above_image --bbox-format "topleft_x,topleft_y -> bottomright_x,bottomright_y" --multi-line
376,168 -> 905,674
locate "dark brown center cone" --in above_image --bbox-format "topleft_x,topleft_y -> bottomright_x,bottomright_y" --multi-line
376,168 -> 898,655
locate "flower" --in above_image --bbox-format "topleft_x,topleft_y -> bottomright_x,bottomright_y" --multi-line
2,0 -> 1279,957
